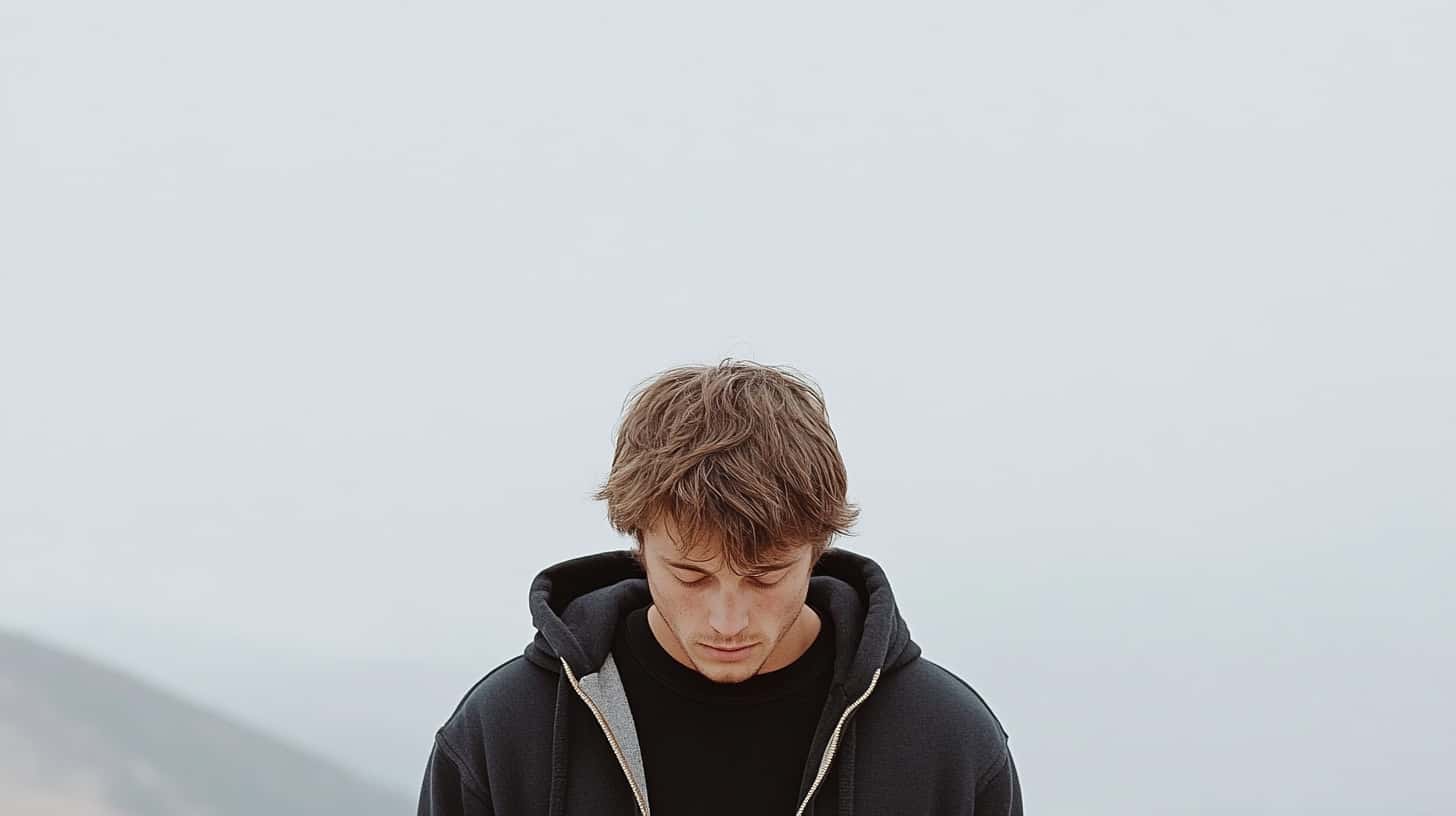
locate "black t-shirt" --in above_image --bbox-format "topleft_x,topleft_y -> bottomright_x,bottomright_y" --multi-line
612,603 -> 835,816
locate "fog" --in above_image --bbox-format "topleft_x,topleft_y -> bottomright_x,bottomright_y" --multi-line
3,1 -> 1453,812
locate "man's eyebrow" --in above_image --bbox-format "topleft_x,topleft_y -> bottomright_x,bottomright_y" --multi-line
662,558 -> 796,574
663,559 -> 714,574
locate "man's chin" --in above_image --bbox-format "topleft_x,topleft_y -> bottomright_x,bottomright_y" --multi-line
690,650 -> 765,684
698,664 -> 757,684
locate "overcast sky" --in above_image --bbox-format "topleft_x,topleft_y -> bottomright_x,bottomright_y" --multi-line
3,1 -> 1453,812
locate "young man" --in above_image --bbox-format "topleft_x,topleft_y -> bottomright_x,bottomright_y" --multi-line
418,361 -> 1022,815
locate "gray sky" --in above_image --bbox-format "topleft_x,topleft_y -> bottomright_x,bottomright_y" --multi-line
3,1 -> 1453,811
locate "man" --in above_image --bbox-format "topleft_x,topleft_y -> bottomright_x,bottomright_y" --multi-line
418,360 -> 1022,815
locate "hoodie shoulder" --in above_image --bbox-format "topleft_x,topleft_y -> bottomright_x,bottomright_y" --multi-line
865,656 -> 1011,778
437,655 -> 560,773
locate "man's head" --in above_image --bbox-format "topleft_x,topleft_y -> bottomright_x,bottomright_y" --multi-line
637,513 -> 818,682
593,359 -> 858,682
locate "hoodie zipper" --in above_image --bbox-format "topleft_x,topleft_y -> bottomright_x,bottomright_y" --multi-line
561,657 -> 651,816
793,667 -> 882,816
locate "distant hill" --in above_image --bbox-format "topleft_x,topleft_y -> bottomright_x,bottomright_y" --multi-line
0,628 -> 412,816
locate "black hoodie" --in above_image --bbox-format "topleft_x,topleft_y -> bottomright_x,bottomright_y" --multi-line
418,548 -> 1022,815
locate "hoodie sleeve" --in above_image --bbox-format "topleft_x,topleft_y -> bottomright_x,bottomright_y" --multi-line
976,746 -> 1023,816
418,732 -> 494,816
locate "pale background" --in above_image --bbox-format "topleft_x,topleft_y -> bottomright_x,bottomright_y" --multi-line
3,1 -> 1453,813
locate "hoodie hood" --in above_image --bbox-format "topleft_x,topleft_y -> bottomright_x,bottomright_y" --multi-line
424,548 -> 1017,816
523,547 -> 922,699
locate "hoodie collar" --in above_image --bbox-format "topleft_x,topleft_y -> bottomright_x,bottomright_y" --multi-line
523,547 -> 921,697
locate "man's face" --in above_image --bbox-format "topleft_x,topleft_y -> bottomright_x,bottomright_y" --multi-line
639,518 -> 817,684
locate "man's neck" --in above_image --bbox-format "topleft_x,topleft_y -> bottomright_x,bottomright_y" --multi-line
761,604 -> 822,673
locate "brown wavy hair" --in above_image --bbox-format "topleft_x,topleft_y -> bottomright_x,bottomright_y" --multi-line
594,359 -> 859,573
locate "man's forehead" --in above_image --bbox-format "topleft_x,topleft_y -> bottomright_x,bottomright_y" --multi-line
645,526 -> 805,572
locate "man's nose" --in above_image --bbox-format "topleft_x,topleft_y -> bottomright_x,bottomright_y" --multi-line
707,587 -> 750,637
